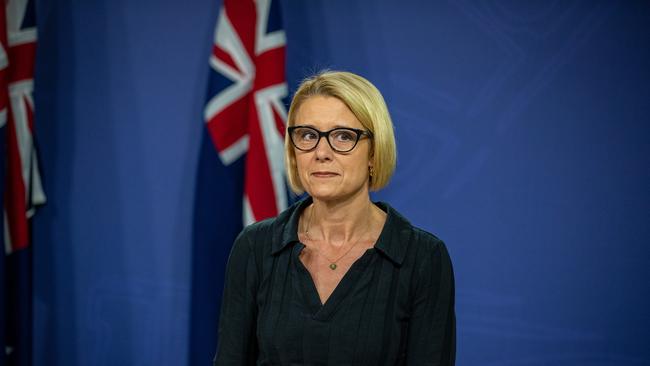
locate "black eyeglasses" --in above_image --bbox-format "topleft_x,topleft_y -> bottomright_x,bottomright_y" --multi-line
288,126 -> 373,153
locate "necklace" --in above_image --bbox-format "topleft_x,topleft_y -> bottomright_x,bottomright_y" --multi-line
303,204 -> 371,270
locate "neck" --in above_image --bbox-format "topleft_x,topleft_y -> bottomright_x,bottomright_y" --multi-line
307,190 -> 374,247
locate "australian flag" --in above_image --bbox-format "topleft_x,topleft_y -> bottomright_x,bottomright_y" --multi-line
188,0 -> 288,363
1,0 -> 46,365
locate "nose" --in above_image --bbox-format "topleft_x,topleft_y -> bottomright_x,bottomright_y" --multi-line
313,135 -> 333,161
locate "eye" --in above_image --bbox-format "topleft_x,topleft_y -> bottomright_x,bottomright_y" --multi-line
296,128 -> 317,141
331,129 -> 356,142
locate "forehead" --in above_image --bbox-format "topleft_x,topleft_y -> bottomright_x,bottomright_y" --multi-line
295,95 -> 363,129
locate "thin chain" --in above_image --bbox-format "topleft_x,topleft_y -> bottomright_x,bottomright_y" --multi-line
303,204 -> 371,270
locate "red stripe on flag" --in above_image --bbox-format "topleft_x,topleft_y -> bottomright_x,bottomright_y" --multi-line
224,0 -> 256,61
244,107 -> 278,221
272,104 -> 285,137
206,95 -> 250,152
253,46 -> 286,91
8,41 -> 36,83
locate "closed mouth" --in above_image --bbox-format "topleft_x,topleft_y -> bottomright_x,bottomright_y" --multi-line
311,172 -> 339,177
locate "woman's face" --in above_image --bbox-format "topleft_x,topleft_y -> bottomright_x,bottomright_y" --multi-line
293,95 -> 372,203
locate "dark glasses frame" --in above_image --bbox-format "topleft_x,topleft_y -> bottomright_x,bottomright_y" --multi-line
288,126 -> 373,153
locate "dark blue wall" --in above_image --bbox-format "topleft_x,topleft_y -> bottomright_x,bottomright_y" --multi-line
32,0 -> 649,365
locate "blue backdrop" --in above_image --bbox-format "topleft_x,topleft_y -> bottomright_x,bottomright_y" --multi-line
32,0 -> 649,365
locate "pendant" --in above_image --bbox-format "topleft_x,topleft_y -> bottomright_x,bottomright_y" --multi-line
329,263 -> 337,270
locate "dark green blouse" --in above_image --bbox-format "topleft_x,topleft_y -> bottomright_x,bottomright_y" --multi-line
214,198 -> 455,366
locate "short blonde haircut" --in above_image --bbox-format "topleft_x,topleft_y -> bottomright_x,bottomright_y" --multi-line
285,70 -> 397,194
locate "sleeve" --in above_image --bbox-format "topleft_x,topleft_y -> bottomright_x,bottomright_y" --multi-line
406,240 -> 456,366
213,228 -> 260,366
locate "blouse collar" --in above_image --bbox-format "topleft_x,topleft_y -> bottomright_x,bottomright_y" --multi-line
271,197 -> 412,267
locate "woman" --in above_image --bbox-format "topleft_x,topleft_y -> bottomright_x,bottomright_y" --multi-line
214,71 -> 455,365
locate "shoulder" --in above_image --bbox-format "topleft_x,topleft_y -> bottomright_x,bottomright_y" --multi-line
408,229 -> 454,292
388,220 -> 454,295
232,198 -> 305,255
410,226 -> 448,258
374,201 -> 453,275
380,203 -> 452,271
232,216 -> 279,256
381,203 -> 447,253
237,216 -> 277,241
226,216 -> 281,274
410,225 -> 444,248
409,226 -> 451,267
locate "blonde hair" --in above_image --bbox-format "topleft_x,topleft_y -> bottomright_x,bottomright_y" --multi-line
285,70 -> 397,194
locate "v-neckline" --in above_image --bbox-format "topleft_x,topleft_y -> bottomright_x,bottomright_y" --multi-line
293,243 -> 375,321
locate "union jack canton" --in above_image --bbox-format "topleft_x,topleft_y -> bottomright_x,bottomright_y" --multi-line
2,0 -> 45,254
204,0 -> 288,225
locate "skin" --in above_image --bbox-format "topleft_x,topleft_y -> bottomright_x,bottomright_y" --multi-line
293,95 -> 387,304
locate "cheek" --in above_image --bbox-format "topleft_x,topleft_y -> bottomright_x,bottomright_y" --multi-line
295,155 -> 310,181
355,166 -> 369,181
352,156 -> 371,178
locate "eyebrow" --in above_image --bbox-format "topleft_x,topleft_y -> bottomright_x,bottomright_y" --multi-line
295,123 -> 357,130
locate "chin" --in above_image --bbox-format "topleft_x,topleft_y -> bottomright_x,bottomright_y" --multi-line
310,188 -> 369,204
306,180 -> 369,202
307,188 -> 340,201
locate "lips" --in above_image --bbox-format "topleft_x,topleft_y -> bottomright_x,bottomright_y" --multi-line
311,171 -> 339,178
